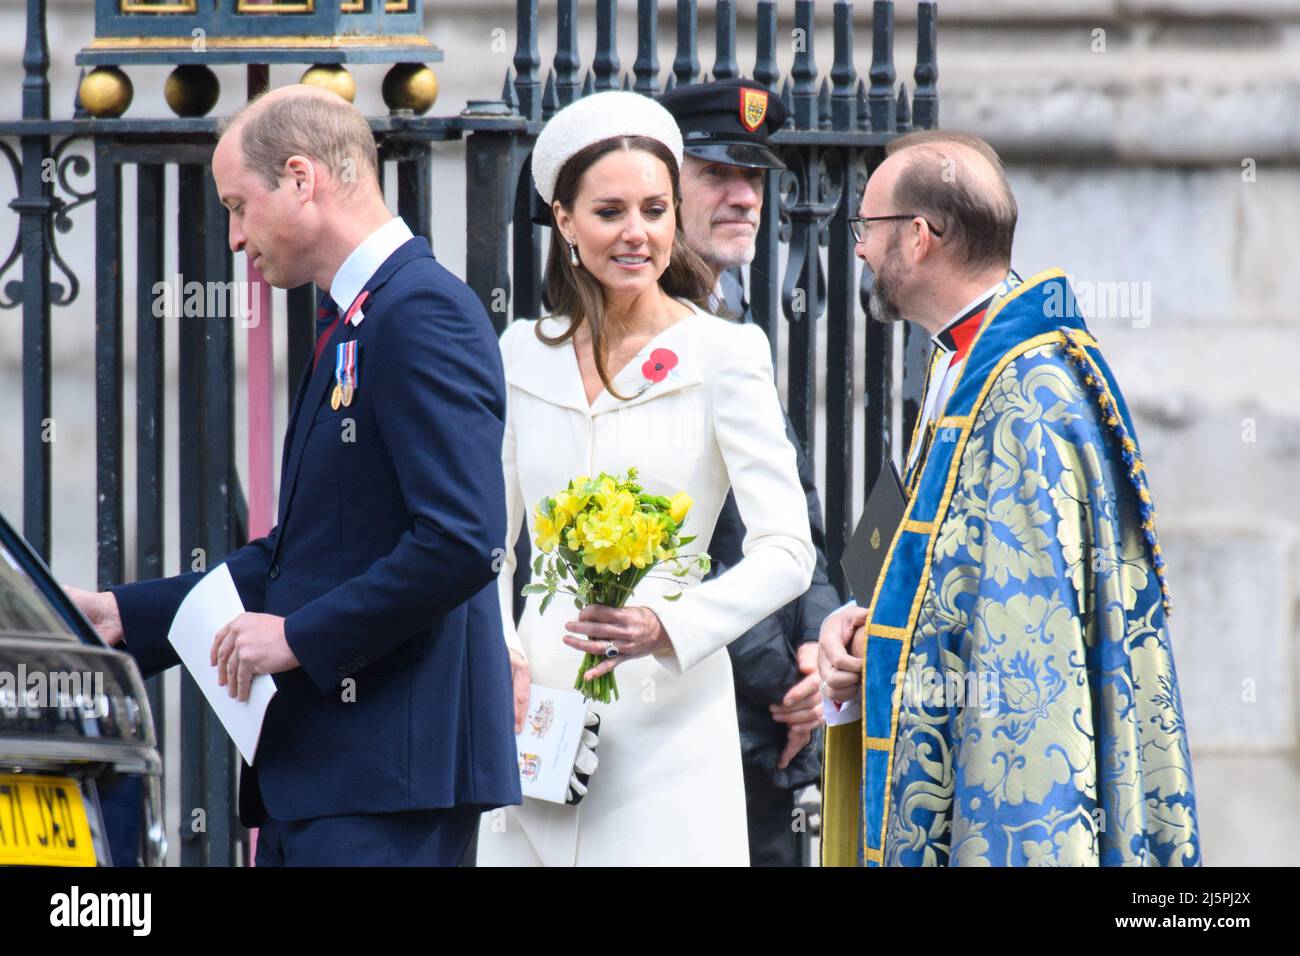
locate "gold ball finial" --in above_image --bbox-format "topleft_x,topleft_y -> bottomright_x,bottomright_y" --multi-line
382,63 -> 439,115
299,64 -> 356,103
164,64 -> 220,118
79,67 -> 133,119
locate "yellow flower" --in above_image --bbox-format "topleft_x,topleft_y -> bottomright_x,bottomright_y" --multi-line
669,491 -> 693,526
579,509 -> 633,574
530,471 -> 698,582
533,509 -> 561,553
626,511 -> 666,569
591,478 -> 631,517
553,490 -> 585,528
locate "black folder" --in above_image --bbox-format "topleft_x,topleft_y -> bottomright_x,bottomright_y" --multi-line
840,460 -> 908,605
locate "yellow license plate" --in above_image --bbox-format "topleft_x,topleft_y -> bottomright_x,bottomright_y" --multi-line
0,774 -> 97,867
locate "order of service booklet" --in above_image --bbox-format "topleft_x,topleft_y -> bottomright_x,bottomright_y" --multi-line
517,684 -> 588,804
164,562 -> 276,764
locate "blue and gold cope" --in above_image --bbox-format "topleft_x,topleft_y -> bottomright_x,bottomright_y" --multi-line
822,269 -> 1200,867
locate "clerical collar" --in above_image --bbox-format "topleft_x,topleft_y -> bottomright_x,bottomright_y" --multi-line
931,272 -> 1022,363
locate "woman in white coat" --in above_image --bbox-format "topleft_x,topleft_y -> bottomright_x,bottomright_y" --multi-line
476,91 -> 814,866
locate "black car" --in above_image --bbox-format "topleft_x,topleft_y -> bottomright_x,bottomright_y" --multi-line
0,513 -> 165,866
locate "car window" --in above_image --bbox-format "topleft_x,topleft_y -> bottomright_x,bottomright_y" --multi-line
0,541 -> 78,641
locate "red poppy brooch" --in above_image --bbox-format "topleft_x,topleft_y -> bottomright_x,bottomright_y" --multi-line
632,348 -> 679,398
642,348 -> 678,382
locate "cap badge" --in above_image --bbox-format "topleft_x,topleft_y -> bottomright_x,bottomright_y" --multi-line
741,88 -> 768,132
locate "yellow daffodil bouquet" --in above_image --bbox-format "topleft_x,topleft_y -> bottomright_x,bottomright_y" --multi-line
523,467 -> 711,703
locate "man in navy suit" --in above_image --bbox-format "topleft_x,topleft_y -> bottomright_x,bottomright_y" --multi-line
67,84 -> 521,865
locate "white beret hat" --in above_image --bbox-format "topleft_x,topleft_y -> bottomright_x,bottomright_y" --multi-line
531,90 -> 685,207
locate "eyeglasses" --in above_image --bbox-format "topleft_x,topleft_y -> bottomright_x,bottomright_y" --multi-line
848,214 -> 945,243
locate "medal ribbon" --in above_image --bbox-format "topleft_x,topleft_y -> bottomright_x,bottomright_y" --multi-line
343,340 -> 358,392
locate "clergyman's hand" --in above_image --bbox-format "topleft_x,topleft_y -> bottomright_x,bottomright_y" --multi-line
817,605 -> 868,705
65,586 -> 124,647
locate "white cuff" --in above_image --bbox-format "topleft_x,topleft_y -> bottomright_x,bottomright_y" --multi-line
823,693 -> 862,727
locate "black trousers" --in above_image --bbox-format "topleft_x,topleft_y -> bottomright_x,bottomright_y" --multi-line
742,760 -> 804,867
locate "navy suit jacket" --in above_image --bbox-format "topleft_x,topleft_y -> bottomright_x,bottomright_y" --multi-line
110,237 -> 522,827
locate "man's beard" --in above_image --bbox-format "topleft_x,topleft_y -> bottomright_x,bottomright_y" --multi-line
695,211 -> 759,272
702,237 -> 757,272
867,238 -> 906,325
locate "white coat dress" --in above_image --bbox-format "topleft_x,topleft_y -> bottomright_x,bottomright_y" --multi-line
476,299 -> 815,866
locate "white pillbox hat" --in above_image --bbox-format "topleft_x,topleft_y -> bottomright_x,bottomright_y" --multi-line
530,90 -> 685,207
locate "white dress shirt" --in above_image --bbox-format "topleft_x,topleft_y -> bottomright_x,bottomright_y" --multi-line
327,216 -> 415,315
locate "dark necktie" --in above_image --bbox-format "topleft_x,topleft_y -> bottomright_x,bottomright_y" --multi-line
312,294 -> 339,374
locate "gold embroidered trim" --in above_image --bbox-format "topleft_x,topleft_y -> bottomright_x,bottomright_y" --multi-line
867,267 -> 1073,863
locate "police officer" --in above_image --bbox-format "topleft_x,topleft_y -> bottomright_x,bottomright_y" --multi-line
660,78 -> 843,866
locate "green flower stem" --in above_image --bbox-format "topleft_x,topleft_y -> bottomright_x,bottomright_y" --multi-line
574,651 -> 619,703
